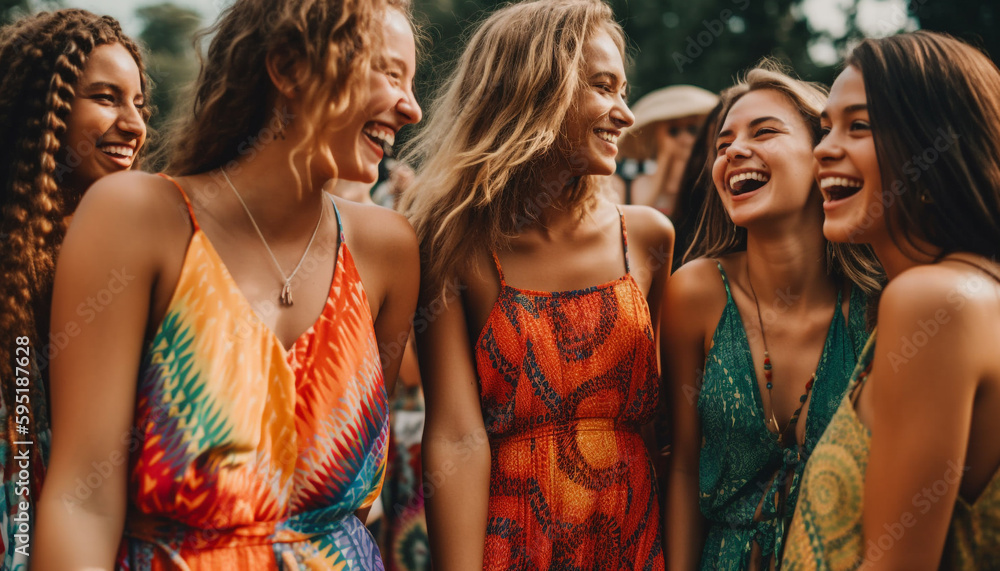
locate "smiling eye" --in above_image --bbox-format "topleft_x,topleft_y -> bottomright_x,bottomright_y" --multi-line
93,94 -> 115,103
850,120 -> 871,132
716,141 -> 731,153
754,127 -> 778,137
819,126 -> 831,139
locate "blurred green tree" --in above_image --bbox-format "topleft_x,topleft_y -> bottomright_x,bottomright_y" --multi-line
1,0 -> 30,25
909,0 -> 996,61
411,0 -> 846,105
136,2 -> 201,133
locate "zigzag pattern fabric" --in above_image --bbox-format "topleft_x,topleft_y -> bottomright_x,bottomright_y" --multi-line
118,175 -> 388,570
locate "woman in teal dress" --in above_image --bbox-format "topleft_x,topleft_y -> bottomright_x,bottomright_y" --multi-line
663,62 -> 881,570
785,31 -> 1000,570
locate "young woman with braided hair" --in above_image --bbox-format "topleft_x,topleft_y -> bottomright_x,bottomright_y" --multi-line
0,9 -> 149,567
36,0 -> 421,568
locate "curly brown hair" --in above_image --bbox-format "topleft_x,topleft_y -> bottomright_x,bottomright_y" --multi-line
0,8 -> 151,494
161,0 -> 388,176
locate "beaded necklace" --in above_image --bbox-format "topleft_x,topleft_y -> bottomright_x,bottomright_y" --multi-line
746,262 -> 819,447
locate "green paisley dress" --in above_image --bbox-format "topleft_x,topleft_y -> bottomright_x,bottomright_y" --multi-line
697,262 -> 869,570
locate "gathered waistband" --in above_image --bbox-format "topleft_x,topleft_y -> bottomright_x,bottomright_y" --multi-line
489,417 -> 641,444
124,509 -> 365,551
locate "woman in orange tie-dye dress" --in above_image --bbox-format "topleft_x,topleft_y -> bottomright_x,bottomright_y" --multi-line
35,0 -> 422,568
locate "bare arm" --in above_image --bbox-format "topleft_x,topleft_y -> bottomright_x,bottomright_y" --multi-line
861,271 -> 981,569
369,210 -> 421,397
628,207 -> 675,486
350,206 -> 420,524
417,285 -> 491,570
34,175 -> 162,570
663,261 -> 715,570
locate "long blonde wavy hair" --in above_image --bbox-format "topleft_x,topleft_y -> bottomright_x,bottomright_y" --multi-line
684,60 -> 884,295
160,0 -> 387,177
401,0 -> 625,299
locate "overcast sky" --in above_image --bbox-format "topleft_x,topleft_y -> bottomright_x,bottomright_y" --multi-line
69,0 -> 916,65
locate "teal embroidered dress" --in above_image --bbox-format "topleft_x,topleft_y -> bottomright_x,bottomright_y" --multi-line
697,262 -> 869,570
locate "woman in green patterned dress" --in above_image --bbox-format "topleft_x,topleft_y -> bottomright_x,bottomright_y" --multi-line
784,31 -> 1000,570
663,62 -> 881,570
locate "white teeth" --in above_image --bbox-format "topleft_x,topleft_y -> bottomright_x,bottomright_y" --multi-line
100,144 -> 133,158
595,130 -> 618,144
363,125 -> 395,148
728,171 -> 770,189
819,176 -> 863,189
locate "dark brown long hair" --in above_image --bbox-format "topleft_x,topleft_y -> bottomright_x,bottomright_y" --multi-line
684,60 -> 883,295
0,8 -> 150,496
847,31 -> 1000,260
161,0 -> 388,176
672,99 -> 723,271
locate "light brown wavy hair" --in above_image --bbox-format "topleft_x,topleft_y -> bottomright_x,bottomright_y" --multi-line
161,0 -> 388,177
0,8 -> 151,495
400,0 -> 626,299
684,60 -> 884,295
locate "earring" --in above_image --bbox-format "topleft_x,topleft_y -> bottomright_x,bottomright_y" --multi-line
920,191 -> 934,204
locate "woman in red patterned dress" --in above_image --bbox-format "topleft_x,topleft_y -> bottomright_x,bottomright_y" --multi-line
402,1 -> 674,568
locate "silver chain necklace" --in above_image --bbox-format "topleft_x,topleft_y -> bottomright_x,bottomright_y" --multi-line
221,168 -> 323,306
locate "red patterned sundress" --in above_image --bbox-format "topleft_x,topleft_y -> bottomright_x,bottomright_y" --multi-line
475,208 -> 664,570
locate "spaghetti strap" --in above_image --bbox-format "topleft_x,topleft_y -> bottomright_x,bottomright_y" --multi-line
715,261 -> 733,301
156,173 -> 199,231
490,251 -> 507,285
327,194 -> 346,243
945,256 -> 1000,286
616,206 -> 631,275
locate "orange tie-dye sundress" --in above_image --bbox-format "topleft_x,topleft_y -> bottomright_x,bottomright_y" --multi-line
117,175 -> 388,570
475,208 -> 664,570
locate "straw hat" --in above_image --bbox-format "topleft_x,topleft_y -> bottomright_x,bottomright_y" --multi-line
618,85 -> 719,160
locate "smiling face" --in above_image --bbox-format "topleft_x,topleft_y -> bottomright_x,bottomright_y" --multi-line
559,27 -> 635,177
328,8 -> 422,183
60,43 -> 146,194
711,89 -> 819,228
815,65 -> 884,244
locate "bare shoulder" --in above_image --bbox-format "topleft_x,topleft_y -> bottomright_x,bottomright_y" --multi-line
619,204 -> 675,271
668,257 -> 727,305
663,257 -> 729,342
620,204 -> 675,241
877,262 -> 996,327
874,261 -> 1000,382
71,171 -> 193,245
332,196 -> 417,254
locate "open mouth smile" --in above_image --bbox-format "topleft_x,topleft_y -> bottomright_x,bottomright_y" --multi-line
819,176 -> 864,202
98,143 -> 136,168
728,170 -> 770,196
363,122 -> 396,157
595,128 -> 620,147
